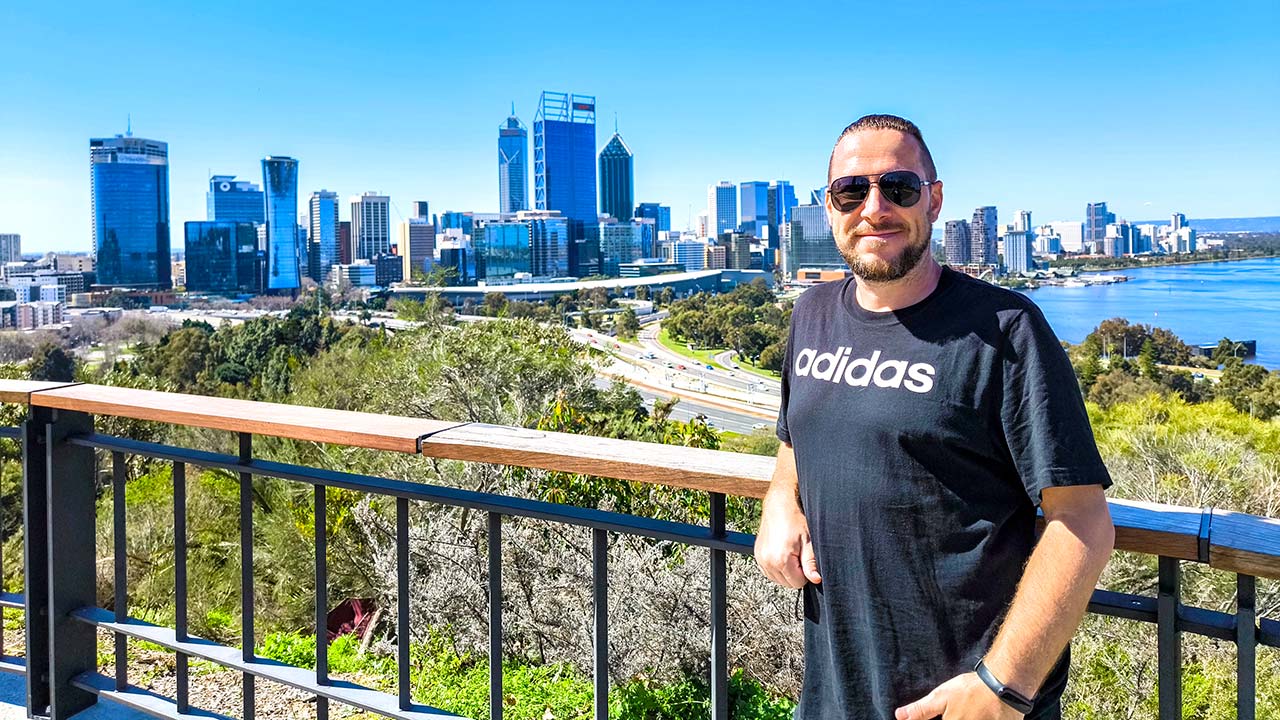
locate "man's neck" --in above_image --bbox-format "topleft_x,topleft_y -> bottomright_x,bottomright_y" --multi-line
854,258 -> 944,312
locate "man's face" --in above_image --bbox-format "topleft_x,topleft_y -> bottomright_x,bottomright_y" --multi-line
826,129 -> 943,283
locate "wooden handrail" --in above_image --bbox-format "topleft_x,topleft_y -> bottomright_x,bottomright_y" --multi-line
0,380 -> 1276,579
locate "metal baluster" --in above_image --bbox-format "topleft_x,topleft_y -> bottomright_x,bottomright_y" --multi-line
709,492 -> 728,720
112,452 -> 127,691
1157,556 -> 1181,719
592,528 -> 608,720
488,512 -> 503,720
1237,574 -> 1256,720
397,497 -> 411,711
315,484 -> 329,720
174,462 -> 189,714
239,433 -> 255,720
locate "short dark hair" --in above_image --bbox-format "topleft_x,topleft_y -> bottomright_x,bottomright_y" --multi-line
827,114 -> 937,184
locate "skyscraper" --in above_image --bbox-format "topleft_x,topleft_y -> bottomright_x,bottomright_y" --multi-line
90,134 -> 171,288
534,93 -> 596,225
184,221 -> 259,293
782,204 -> 844,278
599,221 -> 645,276
970,206 -> 998,267
635,203 -> 671,235
498,109 -> 528,213
398,218 -> 436,280
0,234 -> 20,264
208,175 -> 265,224
1004,228 -> 1034,273
766,181 -> 798,244
739,181 -> 770,235
708,182 -> 737,236
598,131 -> 634,222
350,193 -> 391,260
262,156 -> 300,292
944,220 -> 971,266
1085,202 -> 1115,254
309,191 -> 340,282
412,201 -> 431,220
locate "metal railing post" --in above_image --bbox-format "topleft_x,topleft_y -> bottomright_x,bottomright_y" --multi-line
21,409 -> 51,716
709,492 -> 728,720
1157,556 -> 1182,719
1237,574 -> 1256,720
38,408 -> 96,719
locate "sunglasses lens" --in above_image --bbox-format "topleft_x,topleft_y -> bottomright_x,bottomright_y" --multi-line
878,171 -> 923,208
830,176 -> 870,211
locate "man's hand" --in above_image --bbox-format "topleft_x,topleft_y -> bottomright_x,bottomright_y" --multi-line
895,673 -> 1024,720
753,496 -> 821,588
754,442 -> 821,588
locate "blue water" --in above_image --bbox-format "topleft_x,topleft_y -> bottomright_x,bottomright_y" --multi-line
1018,257 -> 1280,368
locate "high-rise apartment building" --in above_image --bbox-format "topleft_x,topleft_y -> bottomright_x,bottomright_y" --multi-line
262,156 -> 300,292
208,175 -> 265,224
635,203 -> 670,235
970,206 -> 998,267
1171,212 -> 1186,231
1085,202 -> 1115,254
944,220 -> 971,266
739,181 -> 770,235
309,191 -> 340,282
708,182 -> 737,237
90,134 -> 171,288
1016,210 -> 1033,233
598,131 -> 634,222
0,235 -> 20,264
350,193 -> 391,260
1004,228 -> 1034,273
782,204 -> 843,277
499,110 -> 528,213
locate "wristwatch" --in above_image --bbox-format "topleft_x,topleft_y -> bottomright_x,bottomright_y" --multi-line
974,659 -> 1034,715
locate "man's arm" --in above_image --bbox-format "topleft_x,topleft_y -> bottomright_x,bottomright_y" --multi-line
896,484 -> 1114,719
754,442 -> 822,588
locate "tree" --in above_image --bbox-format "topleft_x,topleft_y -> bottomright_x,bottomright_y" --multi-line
615,308 -> 640,340
759,341 -> 786,373
28,342 -> 75,382
1137,339 -> 1159,380
1215,358 -> 1269,414
634,285 -> 650,301
482,292 -> 508,317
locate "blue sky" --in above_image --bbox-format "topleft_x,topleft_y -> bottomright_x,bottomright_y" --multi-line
2,1 -> 1277,253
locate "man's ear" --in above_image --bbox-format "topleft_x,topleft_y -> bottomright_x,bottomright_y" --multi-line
927,180 -> 944,224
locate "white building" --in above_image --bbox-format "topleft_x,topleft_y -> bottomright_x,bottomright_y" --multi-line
349,192 -> 391,261
707,181 -> 737,237
1042,221 -> 1084,253
665,240 -> 707,272
329,260 -> 377,289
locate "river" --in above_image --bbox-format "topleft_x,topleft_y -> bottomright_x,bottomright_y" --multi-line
1018,257 -> 1280,368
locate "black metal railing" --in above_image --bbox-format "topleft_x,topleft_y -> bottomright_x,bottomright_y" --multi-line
0,390 -> 1276,719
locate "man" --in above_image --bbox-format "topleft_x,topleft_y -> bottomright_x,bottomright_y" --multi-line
754,114 -> 1114,719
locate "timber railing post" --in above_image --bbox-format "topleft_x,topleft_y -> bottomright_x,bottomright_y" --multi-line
36,407 -> 97,719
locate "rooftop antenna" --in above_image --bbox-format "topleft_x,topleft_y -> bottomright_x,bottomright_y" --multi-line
511,101 -> 516,116
614,113 -> 618,134
126,114 -> 132,137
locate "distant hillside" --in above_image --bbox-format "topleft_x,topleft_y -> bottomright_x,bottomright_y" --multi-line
1134,216 -> 1280,233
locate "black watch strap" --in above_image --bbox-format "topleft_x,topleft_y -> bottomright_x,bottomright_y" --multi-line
974,659 -> 1035,715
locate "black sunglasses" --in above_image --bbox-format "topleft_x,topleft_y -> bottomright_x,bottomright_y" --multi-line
828,170 -> 935,211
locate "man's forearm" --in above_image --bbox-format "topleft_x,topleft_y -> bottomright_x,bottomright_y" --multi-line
983,504 -> 1115,698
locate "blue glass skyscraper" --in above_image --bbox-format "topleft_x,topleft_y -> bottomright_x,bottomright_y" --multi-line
262,156 -> 301,292
534,91 -> 597,274
499,108 -> 528,213
636,203 -> 671,233
184,221 -> 260,293
739,181 -> 770,235
208,175 -> 265,224
598,131 -> 633,221
90,134 -> 171,288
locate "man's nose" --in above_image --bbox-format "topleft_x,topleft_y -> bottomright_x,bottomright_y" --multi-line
860,183 -> 893,223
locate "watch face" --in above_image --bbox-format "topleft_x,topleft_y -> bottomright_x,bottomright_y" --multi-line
998,689 -> 1034,714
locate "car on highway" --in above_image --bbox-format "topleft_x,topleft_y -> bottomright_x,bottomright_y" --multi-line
704,364 -> 714,370
752,422 -> 773,430
676,364 -> 686,370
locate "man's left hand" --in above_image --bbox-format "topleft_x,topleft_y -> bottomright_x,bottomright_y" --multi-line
894,673 -> 1024,720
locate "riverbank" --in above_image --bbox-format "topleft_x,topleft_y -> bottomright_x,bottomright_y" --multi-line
1049,252 -> 1278,275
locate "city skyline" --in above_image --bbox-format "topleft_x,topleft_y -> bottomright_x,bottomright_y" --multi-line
2,2 -> 1277,253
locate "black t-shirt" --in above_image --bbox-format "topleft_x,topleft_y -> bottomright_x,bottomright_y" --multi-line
776,267 -> 1111,719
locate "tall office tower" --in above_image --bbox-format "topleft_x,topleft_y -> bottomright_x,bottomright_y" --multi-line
261,156 -> 300,292
90,134 -> 171,288
350,192 -> 391,260
208,175 -> 265,224
598,131 -> 634,222
969,206 -> 998,267
184,222 -> 259,292
411,201 -> 431,220
810,187 -> 827,206
723,232 -> 752,269
599,221 -> 645,276
398,217 -> 436,280
475,221 -> 530,280
338,221 -> 352,265
523,211 -> 570,278
782,204 -> 844,278
534,91 -> 597,275
499,109 -> 528,213
1004,229 -> 1034,273
1085,202 -> 1115,253
666,240 -> 707,271
309,191 -> 340,282
739,181 -> 770,235
1016,210 -> 1033,233
635,203 -> 671,236
0,234 -> 20,264
1171,212 -> 1186,231
708,182 -> 737,236
766,181 -> 798,246
944,220 -> 971,266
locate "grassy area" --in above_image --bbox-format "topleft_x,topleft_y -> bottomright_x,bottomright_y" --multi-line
656,327 -> 781,381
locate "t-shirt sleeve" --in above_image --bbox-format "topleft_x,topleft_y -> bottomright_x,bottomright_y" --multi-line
775,309 -> 796,444
1000,305 -> 1112,505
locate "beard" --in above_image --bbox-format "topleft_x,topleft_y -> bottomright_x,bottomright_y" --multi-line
838,223 -> 932,282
